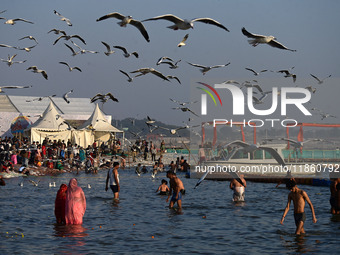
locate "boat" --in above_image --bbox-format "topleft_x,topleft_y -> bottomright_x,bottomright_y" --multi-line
190,140 -> 327,180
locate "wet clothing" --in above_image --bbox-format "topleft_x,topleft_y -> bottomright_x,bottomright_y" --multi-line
294,212 -> 306,226
171,191 -> 182,202
110,185 -> 119,194
159,191 -> 168,195
233,186 -> 245,202
65,178 -> 86,225
108,168 -> 119,186
55,184 -> 68,224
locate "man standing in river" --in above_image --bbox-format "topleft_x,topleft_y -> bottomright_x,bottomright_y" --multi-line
166,171 -> 185,211
280,179 -> 317,235
105,162 -> 120,201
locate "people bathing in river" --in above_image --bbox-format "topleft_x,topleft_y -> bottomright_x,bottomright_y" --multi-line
65,178 -> 86,225
156,179 -> 170,195
55,184 -> 68,224
229,174 -> 246,202
166,171 -> 185,211
280,179 -> 317,235
105,162 -> 120,201
330,177 -> 340,214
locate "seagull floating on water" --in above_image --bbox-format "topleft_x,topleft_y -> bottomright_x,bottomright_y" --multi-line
54,10 -> 72,26
142,14 -> 229,32
241,27 -> 296,52
29,180 -> 40,186
96,12 -> 150,42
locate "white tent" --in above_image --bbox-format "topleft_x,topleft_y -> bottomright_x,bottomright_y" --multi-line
26,102 -> 73,144
79,104 -> 123,143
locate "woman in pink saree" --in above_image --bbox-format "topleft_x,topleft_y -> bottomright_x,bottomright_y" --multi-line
65,178 -> 86,225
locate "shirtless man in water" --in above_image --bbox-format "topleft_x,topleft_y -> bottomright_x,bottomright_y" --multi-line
280,179 -> 317,235
229,174 -> 246,202
166,171 -> 185,210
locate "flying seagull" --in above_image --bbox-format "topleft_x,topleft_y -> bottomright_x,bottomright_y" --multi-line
241,27 -> 296,52
18,35 -> 38,44
245,67 -> 267,76
172,107 -> 199,117
48,28 -> 66,35
177,34 -> 189,47
90,92 -> 119,103
1,54 -> 26,67
187,61 -> 230,75
142,14 -> 229,32
15,45 -> 37,52
63,89 -> 73,103
26,66 -> 48,80
0,43 -> 16,49
28,180 -> 40,186
1,17 -> 34,25
101,41 -> 115,56
64,43 -> 79,56
0,85 -> 32,93
156,56 -> 174,65
53,34 -> 86,45
277,69 -> 297,83
319,112 -> 337,121
305,86 -> 317,94
119,70 -> 133,82
96,12 -> 150,42
130,68 -> 170,81
113,45 -> 138,58
71,40 -> 98,54
310,74 -> 331,85
170,98 -> 197,106
160,59 -> 181,69
59,62 -> 82,72
166,75 -> 181,84
53,10 -> 72,26
26,95 -> 56,102
145,116 -> 156,127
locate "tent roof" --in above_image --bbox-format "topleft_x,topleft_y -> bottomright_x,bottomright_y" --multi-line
29,102 -> 72,131
79,104 -> 123,133
2,95 -> 94,115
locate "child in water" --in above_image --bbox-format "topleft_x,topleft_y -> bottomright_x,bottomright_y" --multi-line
156,179 -> 170,195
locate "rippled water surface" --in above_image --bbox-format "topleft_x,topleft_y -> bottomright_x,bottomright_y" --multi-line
1,168 -> 339,254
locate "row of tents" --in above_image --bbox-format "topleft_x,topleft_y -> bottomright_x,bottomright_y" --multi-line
24,102 -> 124,148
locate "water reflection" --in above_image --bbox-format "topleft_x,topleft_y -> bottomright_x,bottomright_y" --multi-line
53,224 -> 88,239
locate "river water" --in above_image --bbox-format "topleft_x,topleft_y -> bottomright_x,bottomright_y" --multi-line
0,168 -> 339,254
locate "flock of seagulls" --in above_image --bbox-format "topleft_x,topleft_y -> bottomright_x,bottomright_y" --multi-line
0,7 -> 336,137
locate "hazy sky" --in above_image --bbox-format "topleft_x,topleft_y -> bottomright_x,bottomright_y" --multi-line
1,0 -> 339,129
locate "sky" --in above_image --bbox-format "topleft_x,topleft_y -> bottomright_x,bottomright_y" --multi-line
1,0 -> 340,131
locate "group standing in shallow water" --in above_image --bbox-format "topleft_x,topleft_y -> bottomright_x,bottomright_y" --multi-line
54,178 -> 86,225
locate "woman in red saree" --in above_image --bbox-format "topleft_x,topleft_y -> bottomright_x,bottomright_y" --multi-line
65,178 -> 86,225
55,184 -> 68,224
